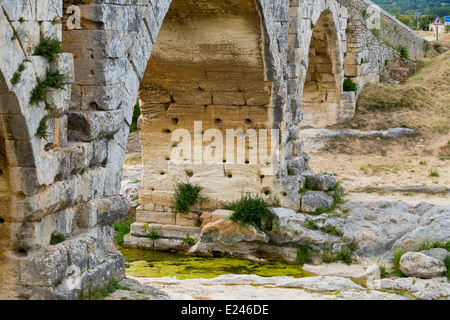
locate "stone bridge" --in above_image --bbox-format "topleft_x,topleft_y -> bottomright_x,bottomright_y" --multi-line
0,0 -> 424,299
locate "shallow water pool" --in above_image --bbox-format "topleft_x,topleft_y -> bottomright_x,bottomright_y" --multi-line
120,248 -> 309,280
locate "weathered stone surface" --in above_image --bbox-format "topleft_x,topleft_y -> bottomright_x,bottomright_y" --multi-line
399,252 -> 447,279
199,219 -> 270,246
419,248 -> 450,262
300,191 -> 334,213
67,110 -> 124,142
305,173 -> 337,191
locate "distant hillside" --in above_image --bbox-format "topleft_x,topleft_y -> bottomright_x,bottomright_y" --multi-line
372,0 -> 450,17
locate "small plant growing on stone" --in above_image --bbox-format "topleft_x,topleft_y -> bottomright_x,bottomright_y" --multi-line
304,217 -> 319,231
50,232 -> 66,245
30,69 -> 66,105
147,226 -> 162,240
343,77 -> 358,92
396,45 -> 409,59
173,182 -> 207,214
224,193 -> 276,231
321,224 -> 343,237
113,219 -> 133,247
36,116 -> 50,140
182,234 -> 196,245
287,167 -> 295,176
34,36 -> 62,62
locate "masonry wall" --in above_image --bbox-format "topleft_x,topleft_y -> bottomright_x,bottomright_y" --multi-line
0,0 -> 426,300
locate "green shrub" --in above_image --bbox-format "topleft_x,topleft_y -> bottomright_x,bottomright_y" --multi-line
397,45 -> 409,59
30,69 -> 66,105
336,246 -> 353,265
173,182 -> 206,214
444,256 -> 450,280
113,219 -> 133,246
343,78 -> 358,92
225,193 -> 276,231
34,37 -> 62,62
321,246 -> 354,265
296,244 -> 312,265
50,232 -> 66,245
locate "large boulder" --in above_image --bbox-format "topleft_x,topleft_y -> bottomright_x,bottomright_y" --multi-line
399,252 -> 447,279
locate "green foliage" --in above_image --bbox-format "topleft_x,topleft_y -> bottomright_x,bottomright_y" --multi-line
147,226 -> 162,240
11,72 -> 21,85
30,69 -> 66,105
397,45 -> 409,59
34,37 -> 62,62
372,0 -> 450,20
321,224 -> 343,237
173,183 -> 206,214
304,217 -> 319,230
370,28 -> 381,38
343,78 -> 358,92
378,261 -> 388,278
429,169 -> 439,177
36,116 -> 49,140
182,234 -> 196,245
79,278 -> 129,300
50,232 -> 66,245
296,244 -> 312,265
393,249 -> 407,277
417,240 -> 450,252
444,256 -> 450,280
113,219 -> 133,246
321,246 -> 354,265
287,167 -> 295,176
130,100 -> 141,132
225,193 -> 276,231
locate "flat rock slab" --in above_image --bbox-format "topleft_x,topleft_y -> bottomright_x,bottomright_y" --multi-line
105,278 -> 170,300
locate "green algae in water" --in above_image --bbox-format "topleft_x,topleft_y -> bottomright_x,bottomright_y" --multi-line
120,249 -> 307,280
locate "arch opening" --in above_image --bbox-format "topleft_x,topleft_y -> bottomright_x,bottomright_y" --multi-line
301,11 -> 343,129
138,0 -> 274,208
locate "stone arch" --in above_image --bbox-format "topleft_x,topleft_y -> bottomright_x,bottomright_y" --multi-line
301,9 -> 344,128
137,0 -> 278,208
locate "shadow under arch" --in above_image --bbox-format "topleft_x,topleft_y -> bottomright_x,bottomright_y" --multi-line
138,0 -> 278,208
301,9 -> 344,129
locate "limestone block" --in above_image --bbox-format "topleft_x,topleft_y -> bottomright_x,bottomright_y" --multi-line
19,245 -> 68,287
40,21 -> 62,40
36,0 -> 62,21
67,110 -> 123,142
131,222 -> 201,240
11,21 -> 40,56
